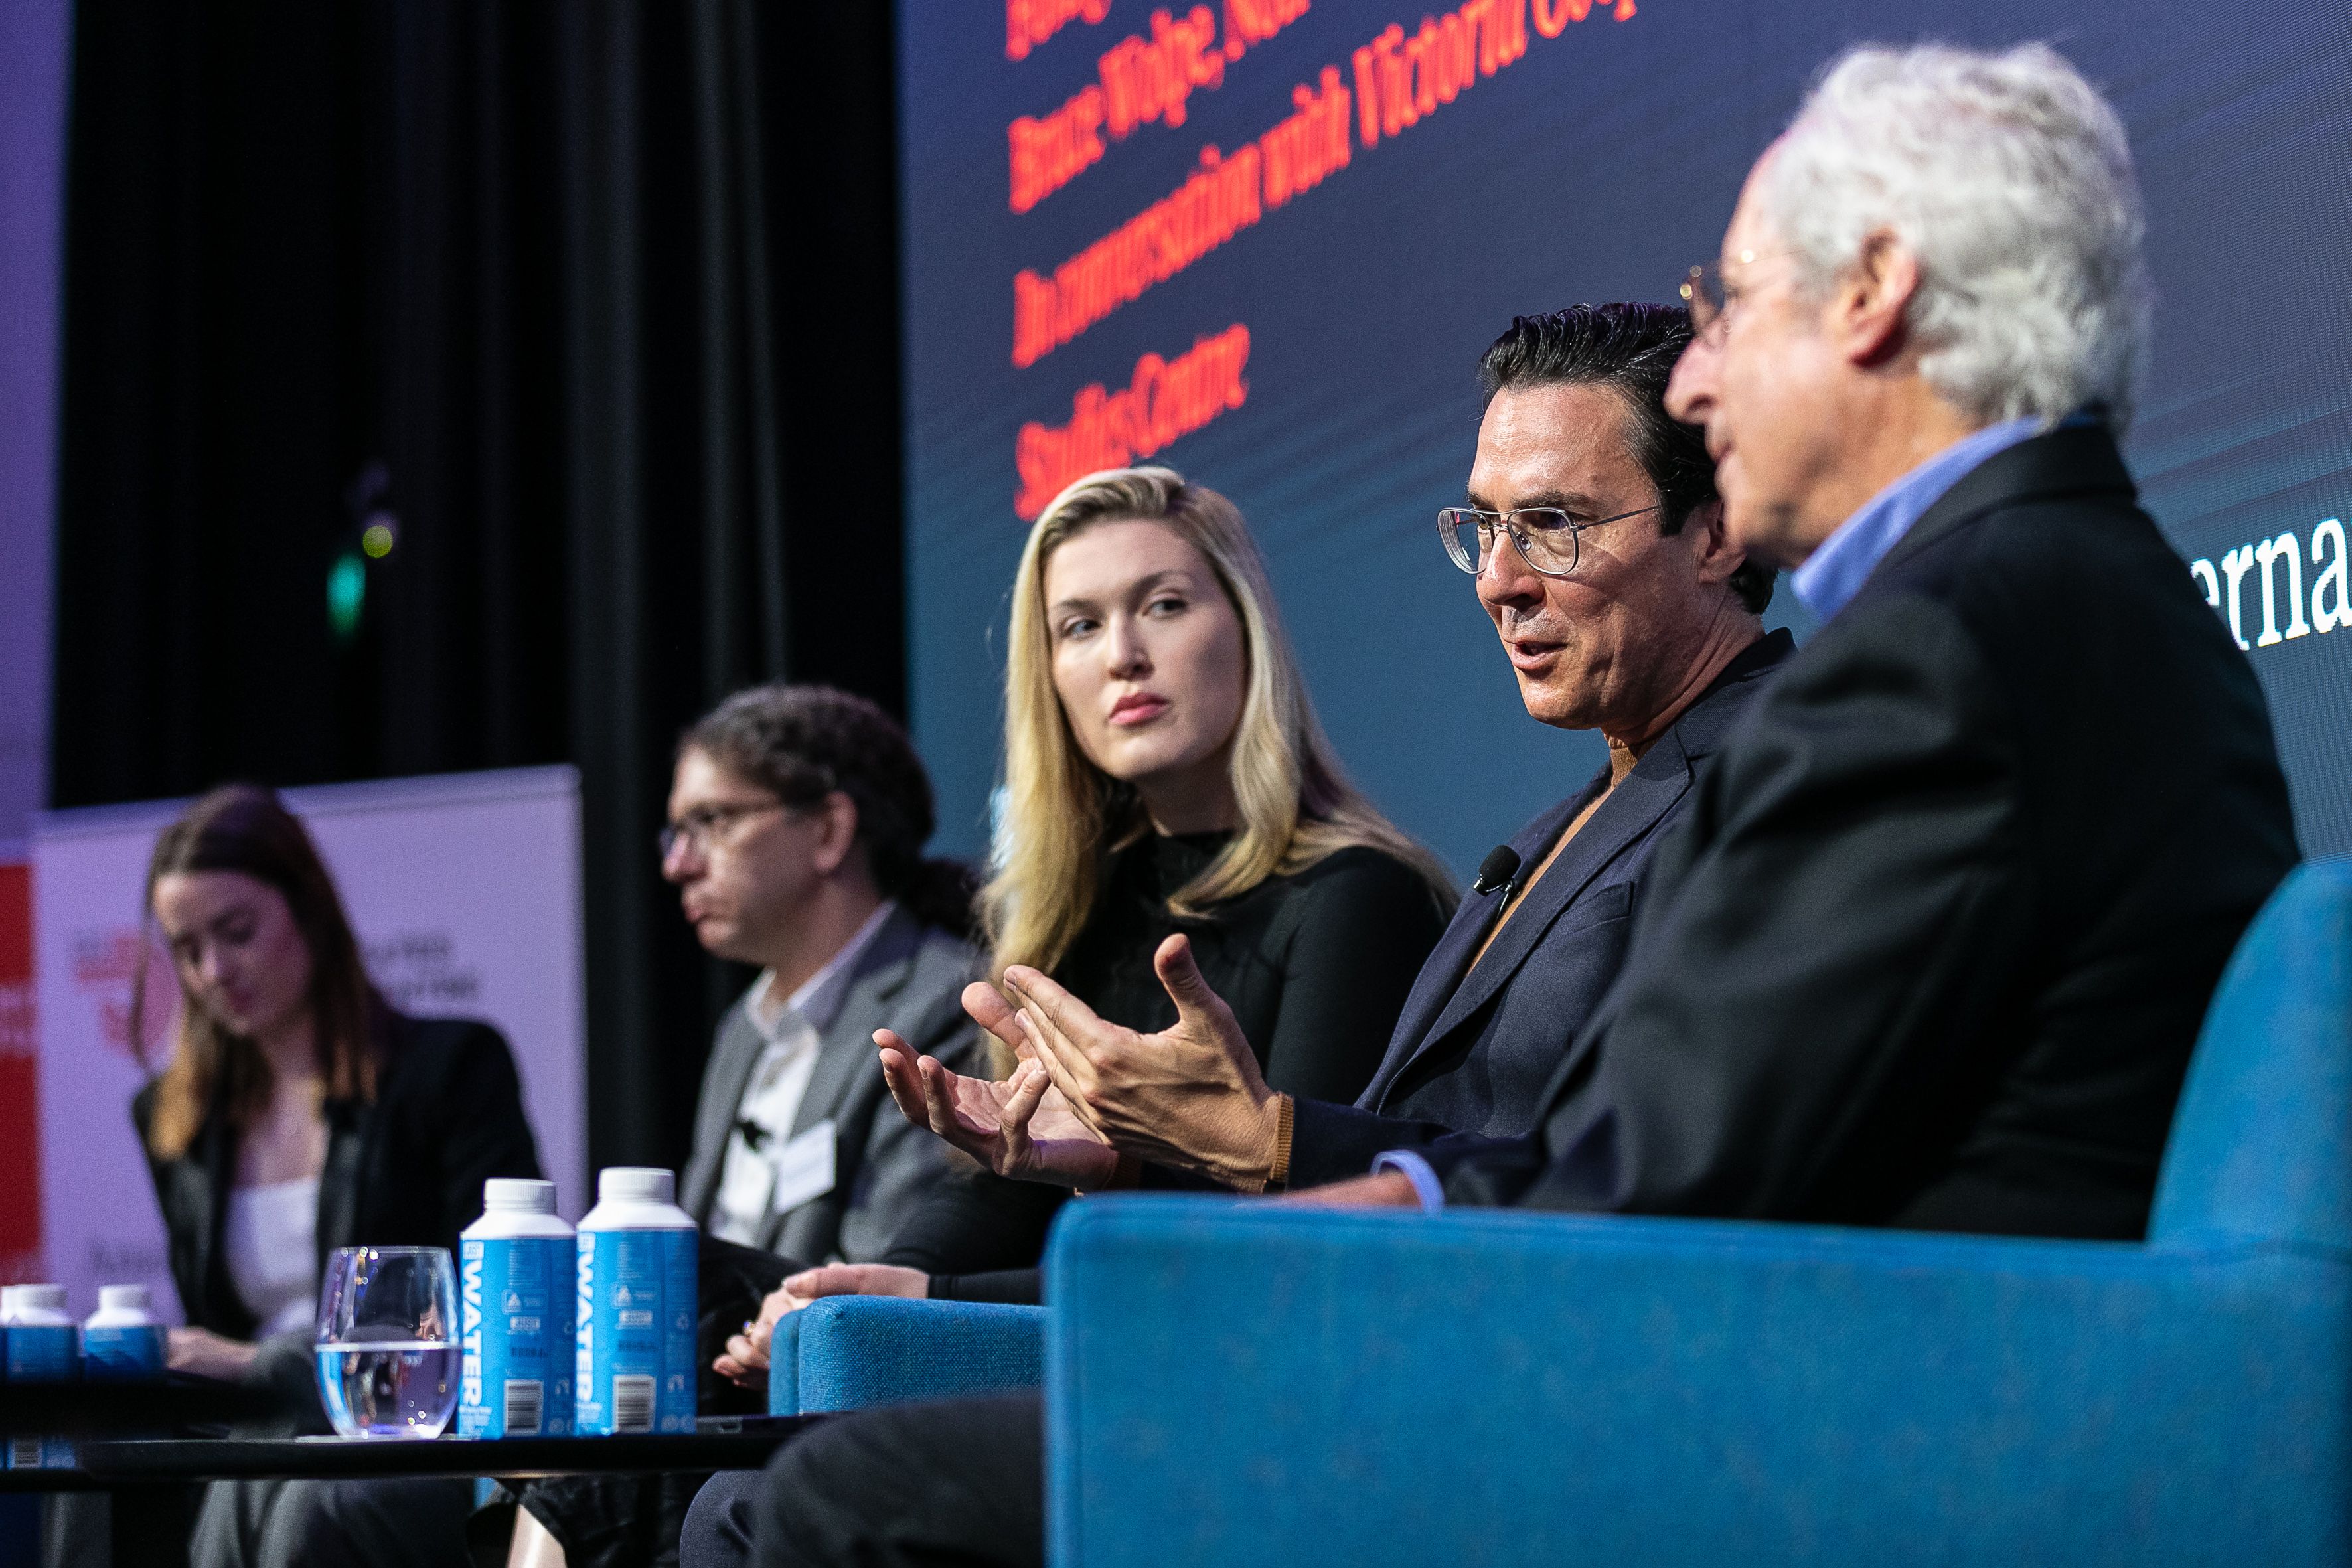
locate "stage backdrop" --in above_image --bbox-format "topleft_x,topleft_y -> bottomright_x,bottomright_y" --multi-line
30,767 -> 586,1322
900,0 -> 2352,873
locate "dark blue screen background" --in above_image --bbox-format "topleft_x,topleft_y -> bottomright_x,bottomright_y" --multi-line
900,0 -> 2352,875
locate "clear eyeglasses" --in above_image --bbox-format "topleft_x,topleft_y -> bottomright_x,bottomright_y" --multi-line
655,801 -> 785,864
1436,505 -> 1662,578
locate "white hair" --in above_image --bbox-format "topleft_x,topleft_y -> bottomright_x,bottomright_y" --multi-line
1763,42 -> 2152,432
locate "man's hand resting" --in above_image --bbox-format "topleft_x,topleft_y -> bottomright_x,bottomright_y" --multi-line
1003,934 -> 1285,1190
1279,1170 -> 1423,1208
714,1265 -> 933,1388
878,1003 -> 1120,1188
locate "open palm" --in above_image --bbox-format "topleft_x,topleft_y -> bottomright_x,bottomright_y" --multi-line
878,1026 -> 1119,1188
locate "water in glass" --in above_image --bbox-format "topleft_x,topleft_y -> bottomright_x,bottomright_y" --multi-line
315,1340 -> 462,1437
315,1246 -> 461,1439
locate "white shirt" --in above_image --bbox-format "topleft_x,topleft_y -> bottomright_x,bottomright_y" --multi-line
224,1176 -> 321,1337
708,901 -> 897,1244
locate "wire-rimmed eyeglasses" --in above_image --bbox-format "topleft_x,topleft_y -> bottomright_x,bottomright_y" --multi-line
1680,247 -> 1786,341
657,801 -> 785,862
1436,505 -> 1662,578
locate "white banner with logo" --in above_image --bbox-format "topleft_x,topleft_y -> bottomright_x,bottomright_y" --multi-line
31,766 -> 586,1323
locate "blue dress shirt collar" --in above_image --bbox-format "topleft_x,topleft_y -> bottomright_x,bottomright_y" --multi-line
1789,416 -> 2047,623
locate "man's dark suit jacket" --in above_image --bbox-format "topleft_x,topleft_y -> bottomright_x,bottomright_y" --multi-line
1284,630 -> 1794,1188
1429,425 -> 2300,1239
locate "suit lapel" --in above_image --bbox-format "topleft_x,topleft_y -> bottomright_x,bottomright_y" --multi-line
1872,424 -> 2134,585
190,1114 -> 233,1328
787,909 -> 921,1141
1371,632 -> 1795,1119
316,1096 -> 368,1269
757,914 -> 925,1255
1358,777 -> 1605,1111
682,1006 -> 764,1220
1393,751 -> 1691,1091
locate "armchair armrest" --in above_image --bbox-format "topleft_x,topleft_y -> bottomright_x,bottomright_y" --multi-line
770,1296 -> 1046,1415
1044,1199 -> 2350,1567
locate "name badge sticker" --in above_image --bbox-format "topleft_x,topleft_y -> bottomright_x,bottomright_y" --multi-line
768,1118 -> 838,1215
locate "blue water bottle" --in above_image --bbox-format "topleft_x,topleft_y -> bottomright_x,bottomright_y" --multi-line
82,1285 -> 165,1381
459,1178 -> 576,1437
575,1167 -> 698,1435
5,1285 -> 80,1470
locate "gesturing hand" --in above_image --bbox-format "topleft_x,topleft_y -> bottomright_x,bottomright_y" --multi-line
1003,933 -> 1282,1190
878,1003 -> 1119,1189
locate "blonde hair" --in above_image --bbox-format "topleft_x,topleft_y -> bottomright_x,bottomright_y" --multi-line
982,465 -> 1454,979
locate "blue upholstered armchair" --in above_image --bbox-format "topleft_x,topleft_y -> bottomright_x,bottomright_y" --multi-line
1040,857 -> 2352,1565
769,1295 -> 1044,1415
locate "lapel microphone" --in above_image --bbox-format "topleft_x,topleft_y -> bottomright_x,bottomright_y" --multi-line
1470,845 -> 1522,897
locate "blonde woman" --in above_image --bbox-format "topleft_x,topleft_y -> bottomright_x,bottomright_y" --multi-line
716,465 -> 1451,1339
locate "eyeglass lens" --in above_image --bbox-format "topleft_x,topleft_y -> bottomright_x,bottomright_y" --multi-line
1438,509 -> 1579,576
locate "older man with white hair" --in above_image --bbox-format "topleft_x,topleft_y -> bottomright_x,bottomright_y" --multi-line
714,42 -> 2300,1568
1337,40 -> 2299,1230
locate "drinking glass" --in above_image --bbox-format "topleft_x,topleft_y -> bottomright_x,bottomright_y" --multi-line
314,1245 -> 461,1439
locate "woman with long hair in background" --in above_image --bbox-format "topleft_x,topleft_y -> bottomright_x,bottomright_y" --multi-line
133,783 -> 541,1568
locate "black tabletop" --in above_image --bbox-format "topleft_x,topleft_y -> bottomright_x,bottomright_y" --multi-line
0,1417 -> 823,1492
0,1379 -> 279,1433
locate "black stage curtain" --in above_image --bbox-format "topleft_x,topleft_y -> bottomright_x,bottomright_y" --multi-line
50,0 -> 907,1176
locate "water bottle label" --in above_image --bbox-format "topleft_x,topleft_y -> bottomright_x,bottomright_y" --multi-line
574,1229 -> 698,1435
460,1237 -> 574,1437
4,1325 -> 77,1382
82,1325 -> 165,1381
5,1435 -> 75,1470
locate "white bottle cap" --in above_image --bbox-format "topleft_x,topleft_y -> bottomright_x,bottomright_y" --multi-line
98,1285 -> 152,1312
598,1167 -> 675,1205
15,1284 -> 67,1314
0,1286 -> 15,1315
484,1178 -> 560,1213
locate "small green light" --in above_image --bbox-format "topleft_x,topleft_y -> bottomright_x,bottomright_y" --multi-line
328,553 -> 366,641
361,522 -> 395,559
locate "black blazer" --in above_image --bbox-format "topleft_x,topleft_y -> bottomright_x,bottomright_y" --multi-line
1434,426 -> 2299,1239
133,1011 -> 542,1338
1285,630 -> 1792,1188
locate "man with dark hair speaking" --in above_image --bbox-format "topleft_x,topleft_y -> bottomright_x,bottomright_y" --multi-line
777,303 -> 1785,1296
680,303 -> 1796,1565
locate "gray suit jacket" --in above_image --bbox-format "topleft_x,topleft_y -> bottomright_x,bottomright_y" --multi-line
678,906 -> 985,1265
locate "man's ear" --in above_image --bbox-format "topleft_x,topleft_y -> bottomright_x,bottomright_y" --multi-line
809,791 -> 862,878
1683,498 -> 1751,589
1832,230 -> 1919,368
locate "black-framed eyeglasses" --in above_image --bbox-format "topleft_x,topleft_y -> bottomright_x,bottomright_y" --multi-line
1436,505 -> 1662,578
657,801 -> 786,862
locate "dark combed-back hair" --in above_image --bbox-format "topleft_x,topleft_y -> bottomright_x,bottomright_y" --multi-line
137,785 -> 386,1160
683,684 -> 979,940
1477,303 -> 1775,614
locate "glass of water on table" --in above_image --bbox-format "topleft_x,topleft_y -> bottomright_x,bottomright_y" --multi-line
315,1246 -> 461,1439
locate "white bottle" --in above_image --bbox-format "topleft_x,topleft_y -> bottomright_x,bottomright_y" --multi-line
83,1285 -> 165,1381
3,1285 -> 79,1381
5,1284 -> 80,1471
574,1167 -> 698,1436
459,1178 -> 576,1438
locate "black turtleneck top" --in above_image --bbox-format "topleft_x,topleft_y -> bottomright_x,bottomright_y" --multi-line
883,830 -> 1449,1288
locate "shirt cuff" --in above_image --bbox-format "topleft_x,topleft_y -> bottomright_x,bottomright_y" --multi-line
1370,1149 -> 1445,1214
